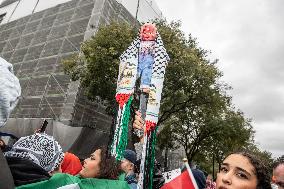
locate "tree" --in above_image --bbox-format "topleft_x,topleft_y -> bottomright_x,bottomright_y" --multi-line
166,108 -> 253,162
62,22 -> 137,114
244,143 -> 274,173
62,20 -> 228,120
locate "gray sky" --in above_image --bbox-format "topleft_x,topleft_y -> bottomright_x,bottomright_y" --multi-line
155,0 -> 284,157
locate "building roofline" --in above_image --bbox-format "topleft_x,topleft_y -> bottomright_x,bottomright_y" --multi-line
0,0 -> 19,8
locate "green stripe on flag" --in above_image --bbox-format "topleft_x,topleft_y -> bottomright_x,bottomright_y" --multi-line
17,173 -> 130,189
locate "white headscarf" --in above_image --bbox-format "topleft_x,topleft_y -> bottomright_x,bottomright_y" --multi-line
0,57 -> 21,127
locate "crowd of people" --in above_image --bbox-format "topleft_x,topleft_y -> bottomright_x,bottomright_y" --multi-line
1,58 -> 284,189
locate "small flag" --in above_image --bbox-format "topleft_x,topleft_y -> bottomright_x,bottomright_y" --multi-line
161,163 -> 198,189
162,168 -> 181,183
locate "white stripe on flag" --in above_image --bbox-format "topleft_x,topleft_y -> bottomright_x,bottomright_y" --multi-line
57,183 -> 80,189
162,168 -> 181,183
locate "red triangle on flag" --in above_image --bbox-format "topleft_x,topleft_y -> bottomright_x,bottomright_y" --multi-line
115,93 -> 131,109
161,164 -> 198,189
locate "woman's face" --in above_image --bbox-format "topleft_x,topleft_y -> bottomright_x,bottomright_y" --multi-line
216,154 -> 257,189
79,149 -> 101,178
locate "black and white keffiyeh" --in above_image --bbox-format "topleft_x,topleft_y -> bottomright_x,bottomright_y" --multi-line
5,133 -> 64,173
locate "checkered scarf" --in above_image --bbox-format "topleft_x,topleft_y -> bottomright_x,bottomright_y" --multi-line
5,133 -> 64,173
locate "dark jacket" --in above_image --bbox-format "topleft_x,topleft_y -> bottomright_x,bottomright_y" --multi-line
192,169 -> 206,189
6,156 -> 50,186
0,149 -> 14,189
125,172 -> 138,189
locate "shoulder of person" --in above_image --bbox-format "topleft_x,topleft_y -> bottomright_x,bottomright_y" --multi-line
16,173 -> 80,189
125,173 -> 137,184
79,177 -> 130,189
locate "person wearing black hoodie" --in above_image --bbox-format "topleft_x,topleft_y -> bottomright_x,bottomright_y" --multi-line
4,133 -> 64,186
0,57 -> 21,189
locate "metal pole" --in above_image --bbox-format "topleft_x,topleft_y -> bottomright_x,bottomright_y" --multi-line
212,153 -> 215,180
164,146 -> 168,171
135,0 -> 141,20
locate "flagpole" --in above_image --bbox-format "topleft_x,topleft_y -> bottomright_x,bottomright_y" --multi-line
135,0 -> 141,20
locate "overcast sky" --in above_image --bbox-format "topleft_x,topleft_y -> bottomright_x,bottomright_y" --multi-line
155,0 -> 284,157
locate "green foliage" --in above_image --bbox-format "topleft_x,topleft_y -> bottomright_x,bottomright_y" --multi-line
157,124 -> 176,151
199,111 -> 254,177
243,143 -> 274,174
62,22 -> 137,113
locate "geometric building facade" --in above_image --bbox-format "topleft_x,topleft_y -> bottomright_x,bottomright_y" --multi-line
1,0 -> 136,127
0,0 -> 162,158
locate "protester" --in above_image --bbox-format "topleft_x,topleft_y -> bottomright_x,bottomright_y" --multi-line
272,158 -> 284,189
120,149 -> 138,189
192,168 -> 206,189
4,133 -> 64,186
0,138 -> 11,152
16,147 -> 129,189
79,146 -> 119,179
0,139 -> 5,150
216,151 -> 272,189
0,57 -> 21,189
61,152 -> 82,175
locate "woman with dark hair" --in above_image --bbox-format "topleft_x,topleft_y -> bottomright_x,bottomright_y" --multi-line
0,138 -> 11,152
17,147 -> 129,189
79,146 -> 119,179
216,151 -> 272,189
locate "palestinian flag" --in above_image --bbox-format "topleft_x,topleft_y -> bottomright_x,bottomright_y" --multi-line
161,163 -> 198,189
17,173 -> 130,189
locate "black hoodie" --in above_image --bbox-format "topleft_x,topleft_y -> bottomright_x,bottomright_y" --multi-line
0,150 -> 14,189
6,156 -> 50,187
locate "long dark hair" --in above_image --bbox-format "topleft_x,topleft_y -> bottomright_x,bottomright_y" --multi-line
97,146 -> 119,180
229,151 -> 272,189
0,139 -> 6,150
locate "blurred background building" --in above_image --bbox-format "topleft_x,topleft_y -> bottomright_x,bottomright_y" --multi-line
0,0 -> 163,159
